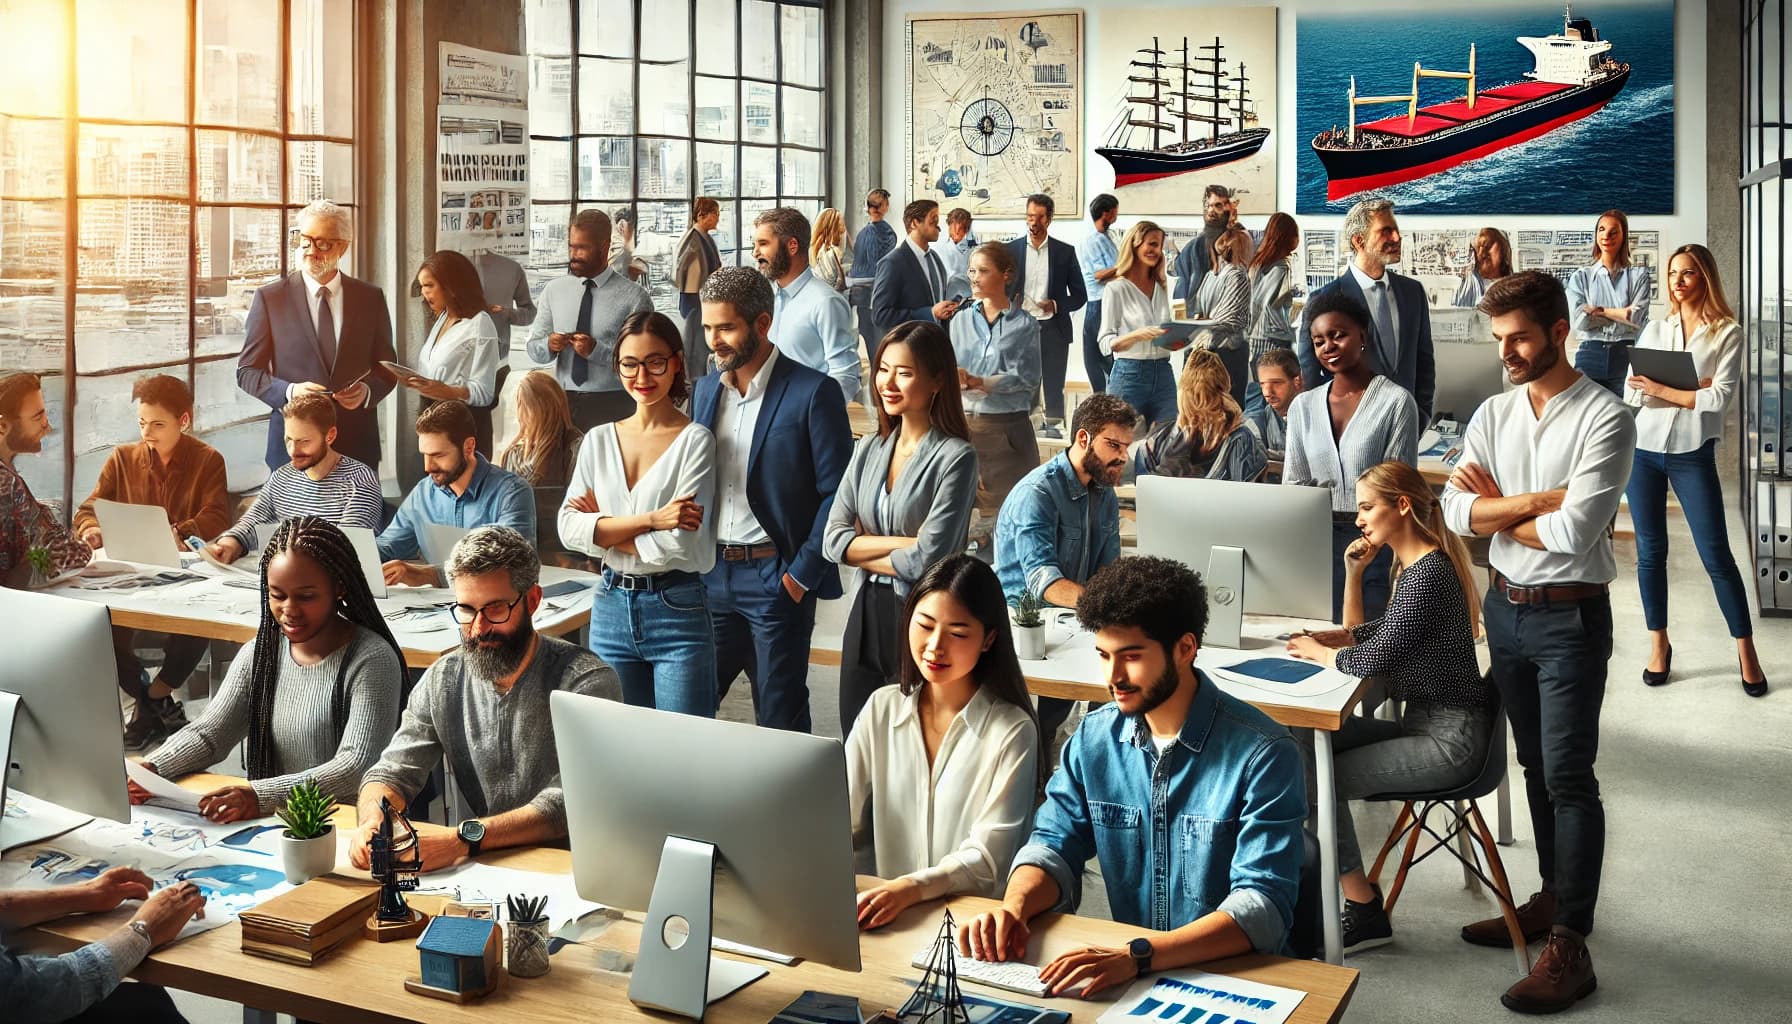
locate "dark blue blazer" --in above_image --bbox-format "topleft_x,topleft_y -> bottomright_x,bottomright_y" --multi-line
693,353 -> 852,601
236,272 -> 397,470
1296,270 -> 1436,423
1005,236 -> 1088,338
871,243 -> 943,331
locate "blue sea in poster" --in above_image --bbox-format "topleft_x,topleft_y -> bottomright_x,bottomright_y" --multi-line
1295,2 -> 1675,215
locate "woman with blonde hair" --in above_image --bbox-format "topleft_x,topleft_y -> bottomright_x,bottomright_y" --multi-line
1097,220 -> 1174,430
1287,459 -> 1493,952
812,207 -> 850,292
1133,349 -> 1265,481
500,371 -> 586,565
1191,225 -> 1253,405
1624,243 -> 1765,696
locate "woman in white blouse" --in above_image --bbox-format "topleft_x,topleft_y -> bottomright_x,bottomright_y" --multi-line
848,554 -> 1041,928
1624,244 -> 1766,696
558,311 -> 719,716
1191,225 -> 1253,406
405,250 -> 502,451
1284,289 -> 1419,622
1099,220 -> 1174,431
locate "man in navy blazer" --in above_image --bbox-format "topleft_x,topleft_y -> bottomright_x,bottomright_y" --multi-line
1007,194 -> 1088,432
692,267 -> 851,732
871,199 -> 963,334
237,200 -> 397,471
1296,197 -> 1435,423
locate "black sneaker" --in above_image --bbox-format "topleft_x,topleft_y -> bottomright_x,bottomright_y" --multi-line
154,695 -> 190,733
1342,887 -> 1393,954
121,701 -> 167,752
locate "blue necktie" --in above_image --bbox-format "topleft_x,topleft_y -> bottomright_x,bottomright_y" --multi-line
571,278 -> 594,387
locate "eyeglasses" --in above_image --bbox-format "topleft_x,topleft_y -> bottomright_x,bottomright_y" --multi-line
291,232 -> 346,254
443,592 -> 526,625
618,355 -> 674,377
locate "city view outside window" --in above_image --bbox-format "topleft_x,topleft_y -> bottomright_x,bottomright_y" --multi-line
0,0 -> 357,509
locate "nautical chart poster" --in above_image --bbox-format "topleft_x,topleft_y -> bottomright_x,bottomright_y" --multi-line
1295,1 -> 1675,215
906,10 -> 1083,218
1093,7 -> 1279,215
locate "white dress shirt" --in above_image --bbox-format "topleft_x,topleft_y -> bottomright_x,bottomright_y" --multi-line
1098,276 -> 1171,361
523,268 -> 655,393
1626,315 -> 1741,454
1022,236 -> 1051,320
417,312 -> 502,407
844,685 -> 1039,899
713,345 -> 781,545
1442,374 -> 1636,585
770,267 -> 861,404
302,270 -> 345,349
1349,262 -> 1400,359
906,237 -> 944,303
558,421 -> 717,574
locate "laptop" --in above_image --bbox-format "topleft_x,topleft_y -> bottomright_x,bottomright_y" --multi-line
94,499 -> 185,568
338,525 -> 389,599
420,523 -> 471,568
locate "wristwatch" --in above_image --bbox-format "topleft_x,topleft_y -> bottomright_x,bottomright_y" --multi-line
128,920 -> 152,943
1128,937 -> 1154,976
457,818 -> 486,858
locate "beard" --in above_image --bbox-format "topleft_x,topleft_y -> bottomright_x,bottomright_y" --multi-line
1080,446 -> 1124,489
757,247 -> 792,281
1506,342 -> 1561,385
1127,659 -> 1183,719
1203,211 -> 1228,233
461,613 -> 536,681
429,451 -> 469,489
715,331 -> 763,373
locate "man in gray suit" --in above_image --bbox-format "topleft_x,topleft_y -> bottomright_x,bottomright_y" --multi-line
474,251 -> 536,359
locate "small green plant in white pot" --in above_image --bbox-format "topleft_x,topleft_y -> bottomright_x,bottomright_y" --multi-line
276,780 -> 337,885
1011,591 -> 1046,661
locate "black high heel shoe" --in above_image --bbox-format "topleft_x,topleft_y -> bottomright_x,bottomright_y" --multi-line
1741,657 -> 1769,698
1642,645 -> 1672,687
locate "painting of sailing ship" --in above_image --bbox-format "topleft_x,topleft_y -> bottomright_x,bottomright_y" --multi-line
1094,7 -> 1278,214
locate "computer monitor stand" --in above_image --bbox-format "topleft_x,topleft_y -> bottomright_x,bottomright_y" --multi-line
631,835 -> 767,1020
1206,546 -> 1245,649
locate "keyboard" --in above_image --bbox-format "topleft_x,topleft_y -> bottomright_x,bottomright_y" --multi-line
911,946 -> 1049,998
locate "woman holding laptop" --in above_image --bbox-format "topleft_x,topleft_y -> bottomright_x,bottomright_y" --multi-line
1098,221 -> 1175,432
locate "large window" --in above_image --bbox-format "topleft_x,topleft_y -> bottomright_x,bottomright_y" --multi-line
524,0 -> 826,306
0,0 -> 357,510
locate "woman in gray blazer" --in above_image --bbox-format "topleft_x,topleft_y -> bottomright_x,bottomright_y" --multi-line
825,321 -> 979,733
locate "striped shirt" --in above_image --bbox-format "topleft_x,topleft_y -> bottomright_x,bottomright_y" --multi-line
1194,264 -> 1251,351
1283,376 -> 1420,513
223,454 -> 384,551
1246,259 -> 1296,353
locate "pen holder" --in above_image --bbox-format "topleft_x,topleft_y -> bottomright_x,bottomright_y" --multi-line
507,918 -> 551,978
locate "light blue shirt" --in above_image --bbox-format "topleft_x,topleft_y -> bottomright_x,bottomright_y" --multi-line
376,453 -> 537,562
770,267 -> 861,403
1078,226 -> 1119,295
523,268 -> 655,394
1566,262 -> 1651,345
950,301 -> 1041,416
994,453 -> 1121,605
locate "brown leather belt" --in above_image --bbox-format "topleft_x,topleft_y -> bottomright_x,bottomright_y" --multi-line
718,543 -> 778,562
1492,572 -> 1608,605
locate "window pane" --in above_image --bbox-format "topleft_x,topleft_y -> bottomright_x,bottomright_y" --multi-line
742,81 -> 775,144
636,200 -> 688,310
288,140 -> 353,205
738,198 -> 773,255
197,0 -> 280,130
197,130 -> 281,203
782,86 -> 820,148
530,57 -> 572,136
577,137 -> 632,200
0,116 -> 67,198
76,0 -> 186,123
696,0 -> 736,76
78,126 -> 188,198
578,58 -> 634,134
637,139 -> 688,199
74,200 -> 190,373
289,0 -> 355,139
525,0 -> 573,57
530,201 -> 572,275
784,196 -> 820,221
195,206 -> 282,358
639,0 -> 687,62
780,148 -> 820,197
637,63 -> 690,136
0,199 -> 67,371
740,145 -> 774,197
532,137 -> 573,199
577,0 -> 633,57
694,76 -> 736,142
780,4 -> 822,87
741,1 -> 777,80
194,355 -> 268,434
694,142 -> 735,199
0,0 -> 69,117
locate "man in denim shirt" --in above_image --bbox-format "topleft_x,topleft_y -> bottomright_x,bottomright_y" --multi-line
994,393 -> 1135,743
961,557 -> 1306,999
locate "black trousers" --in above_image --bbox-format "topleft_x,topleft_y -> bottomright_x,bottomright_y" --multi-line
68,982 -> 189,1023
1036,317 -> 1072,422
113,627 -> 208,700
838,580 -> 901,736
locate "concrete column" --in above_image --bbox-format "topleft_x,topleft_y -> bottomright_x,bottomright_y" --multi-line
832,0 -> 884,238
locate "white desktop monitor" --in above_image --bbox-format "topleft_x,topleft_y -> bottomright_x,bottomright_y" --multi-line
552,692 -> 860,1017
0,589 -> 130,844
1135,475 -> 1334,623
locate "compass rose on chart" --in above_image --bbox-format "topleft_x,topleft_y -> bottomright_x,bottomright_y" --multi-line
959,88 -> 1015,157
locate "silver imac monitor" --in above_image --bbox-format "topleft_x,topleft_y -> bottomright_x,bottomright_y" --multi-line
551,692 -> 860,1018
1135,475 -> 1335,636
0,589 -> 130,846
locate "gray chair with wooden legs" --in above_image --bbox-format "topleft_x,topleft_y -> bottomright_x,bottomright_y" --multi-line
1363,700 -> 1530,973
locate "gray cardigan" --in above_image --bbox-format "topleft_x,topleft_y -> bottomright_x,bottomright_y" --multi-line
823,427 -> 979,596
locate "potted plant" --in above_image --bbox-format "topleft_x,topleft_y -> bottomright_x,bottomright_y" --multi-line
276,780 -> 337,885
25,546 -> 55,589
1011,591 -> 1046,661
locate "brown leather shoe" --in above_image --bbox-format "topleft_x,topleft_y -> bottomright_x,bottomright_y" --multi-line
1462,889 -> 1554,947
1500,932 -> 1597,1014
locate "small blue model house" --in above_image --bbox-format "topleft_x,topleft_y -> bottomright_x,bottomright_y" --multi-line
415,915 -> 501,997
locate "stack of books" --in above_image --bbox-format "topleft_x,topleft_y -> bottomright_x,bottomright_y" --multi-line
239,875 -> 380,965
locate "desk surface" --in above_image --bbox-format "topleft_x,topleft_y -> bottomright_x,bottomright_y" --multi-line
44,562 -> 597,669
19,775 -> 1358,1024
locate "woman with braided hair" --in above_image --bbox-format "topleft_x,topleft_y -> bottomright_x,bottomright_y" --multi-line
129,516 -> 405,823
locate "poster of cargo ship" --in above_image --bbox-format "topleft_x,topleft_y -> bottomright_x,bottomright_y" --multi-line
1296,2 -> 1674,214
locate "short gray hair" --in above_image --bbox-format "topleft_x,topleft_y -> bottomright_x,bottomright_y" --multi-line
1342,197 -> 1395,254
754,206 -> 811,254
297,199 -> 354,242
700,265 -> 775,328
446,525 -> 541,594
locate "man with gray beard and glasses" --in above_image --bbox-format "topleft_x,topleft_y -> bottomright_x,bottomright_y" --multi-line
351,526 -> 620,872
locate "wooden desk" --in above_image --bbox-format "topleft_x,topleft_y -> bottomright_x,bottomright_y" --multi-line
19,777 -> 1359,1024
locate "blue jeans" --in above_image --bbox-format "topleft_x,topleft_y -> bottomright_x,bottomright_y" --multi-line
1574,342 -> 1629,396
706,553 -> 818,732
1081,300 -> 1111,393
1331,519 -> 1391,623
1107,358 -> 1176,432
1626,439 -> 1753,637
589,575 -> 718,717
